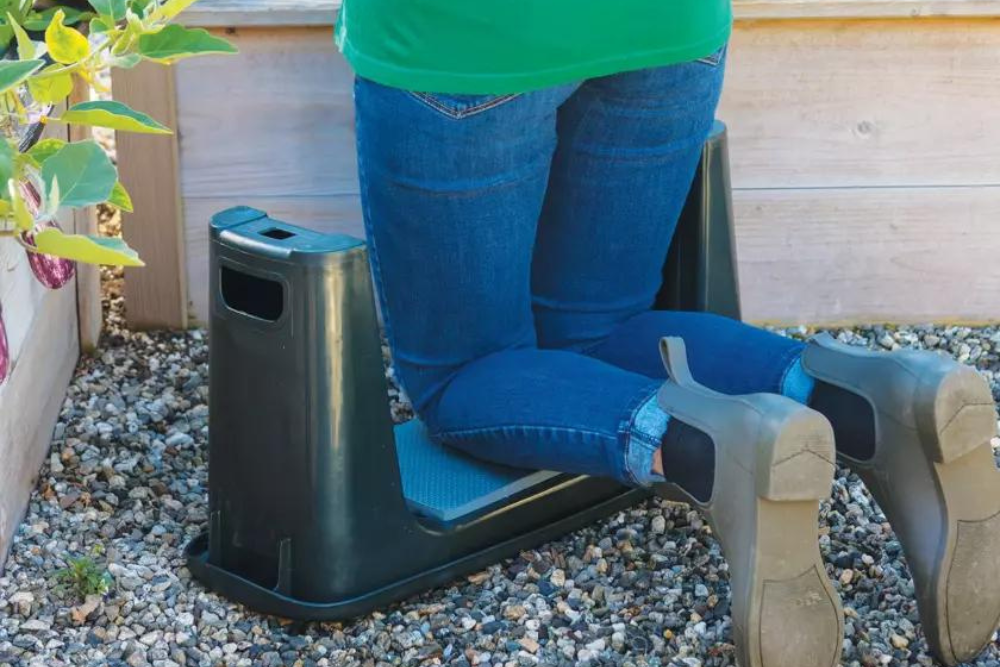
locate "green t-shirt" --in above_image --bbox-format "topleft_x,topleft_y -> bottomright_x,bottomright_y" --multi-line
335,1 -> 732,94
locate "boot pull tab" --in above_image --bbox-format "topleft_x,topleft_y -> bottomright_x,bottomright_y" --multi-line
659,337 -> 698,389
810,332 -> 840,351
811,331 -> 869,356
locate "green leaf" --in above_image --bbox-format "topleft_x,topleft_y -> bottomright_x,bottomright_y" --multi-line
53,100 -> 171,134
24,6 -> 90,30
28,67 -> 73,104
27,137 -> 66,164
33,228 -> 144,267
124,7 -> 143,36
9,181 -> 33,230
107,180 -> 132,212
45,176 -> 61,216
13,150 -> 33,173
127,0 -> 152,19
137,25 -> 237,63
0,141 -> 14,192
89,16 -> 113,33
45,9 -> 90,64
89,0 -> 127,22
8,12 -> 36,60
41,140 -> 117,208
155,0 -> 197,21
0,58 -> 43,94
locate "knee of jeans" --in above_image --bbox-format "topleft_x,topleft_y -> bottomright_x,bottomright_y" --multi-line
388,360 -> 453,423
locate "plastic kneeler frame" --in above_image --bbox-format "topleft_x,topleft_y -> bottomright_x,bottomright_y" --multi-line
185,122 -> 741,620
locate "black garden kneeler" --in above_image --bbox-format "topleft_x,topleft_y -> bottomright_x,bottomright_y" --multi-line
185,122 -> 741,620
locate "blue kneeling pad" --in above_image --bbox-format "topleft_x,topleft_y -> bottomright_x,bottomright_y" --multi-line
394,420 -> 560,526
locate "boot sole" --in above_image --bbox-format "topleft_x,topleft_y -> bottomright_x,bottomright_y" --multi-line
731,404 -> 843,667
914,365 -> 1000,664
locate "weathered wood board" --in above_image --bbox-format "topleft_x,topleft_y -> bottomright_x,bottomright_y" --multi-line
734,186 -> 1000,324
181,0 -> 1000,27
720,19 -> 1000,189
113,62 -> 187,331
70,78 -> 103,351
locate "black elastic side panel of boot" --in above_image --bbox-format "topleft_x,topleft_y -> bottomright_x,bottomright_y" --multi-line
809,382 -> 878,461
660,420 -> 716,503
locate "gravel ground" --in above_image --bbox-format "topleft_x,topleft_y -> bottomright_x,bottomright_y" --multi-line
1,249 -> 999,667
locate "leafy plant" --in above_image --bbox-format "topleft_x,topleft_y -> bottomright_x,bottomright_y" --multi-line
51,543 -> 113,601
0,0 -> 236,263
0,0 -> 236,383
0,0 -> 93,52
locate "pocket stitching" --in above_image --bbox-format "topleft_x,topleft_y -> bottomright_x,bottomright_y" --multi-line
696,44 -> 728,67
408,91 -> 521,120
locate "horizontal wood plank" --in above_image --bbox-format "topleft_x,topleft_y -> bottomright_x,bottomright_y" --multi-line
181,0 -> 1000,27
174,22 -> 1000,196
735,0 -> 1000,19
174,28 -> 357,199
182,0 -> 336,26
734,186 -> 1000,325
721,18 -> 1000,189
181,186 -> 1000,327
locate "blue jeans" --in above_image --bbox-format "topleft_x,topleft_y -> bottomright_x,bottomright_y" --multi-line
354,49 -> 811,488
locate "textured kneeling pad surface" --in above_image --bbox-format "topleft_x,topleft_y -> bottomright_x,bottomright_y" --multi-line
394,420 -> 559,525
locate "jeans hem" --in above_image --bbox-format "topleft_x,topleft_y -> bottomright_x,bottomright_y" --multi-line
777,344 -> 814,405
620,382 -> 669,488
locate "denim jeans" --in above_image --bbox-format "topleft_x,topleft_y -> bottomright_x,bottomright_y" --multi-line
354,48 -> 812,488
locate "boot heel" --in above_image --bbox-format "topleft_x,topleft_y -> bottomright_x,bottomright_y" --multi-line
754,405 -> 836,502
915,363 -> 996,464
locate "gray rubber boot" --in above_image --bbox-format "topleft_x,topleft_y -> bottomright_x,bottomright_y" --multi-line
653,337 -> 843,667
802,333 -> 1000,665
